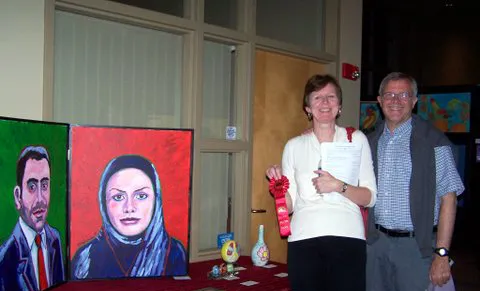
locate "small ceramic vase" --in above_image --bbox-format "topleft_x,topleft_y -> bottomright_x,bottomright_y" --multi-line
251,224 -> 269,266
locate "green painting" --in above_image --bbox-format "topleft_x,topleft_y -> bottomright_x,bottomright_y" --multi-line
0,117 -> 68,290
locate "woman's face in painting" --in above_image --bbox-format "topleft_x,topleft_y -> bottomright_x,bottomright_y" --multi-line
106,168 -> 155,237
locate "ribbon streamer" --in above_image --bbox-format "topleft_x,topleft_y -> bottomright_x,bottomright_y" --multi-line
269,176 -> 291,237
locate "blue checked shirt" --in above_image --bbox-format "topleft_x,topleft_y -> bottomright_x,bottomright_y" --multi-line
375,118 -> 464,231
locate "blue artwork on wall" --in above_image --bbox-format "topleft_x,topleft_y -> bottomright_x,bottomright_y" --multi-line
418,92 -> 471,133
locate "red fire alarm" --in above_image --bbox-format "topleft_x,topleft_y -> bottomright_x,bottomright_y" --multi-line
342,63 -> 360,81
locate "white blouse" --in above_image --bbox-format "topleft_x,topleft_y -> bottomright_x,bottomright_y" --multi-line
281,125 -> 377,242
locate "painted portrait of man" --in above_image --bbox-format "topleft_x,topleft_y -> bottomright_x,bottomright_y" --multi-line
0,146 -> 65,291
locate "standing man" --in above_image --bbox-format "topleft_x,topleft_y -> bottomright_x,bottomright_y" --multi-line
366,72 -> 464,291
0,146 -> 65,291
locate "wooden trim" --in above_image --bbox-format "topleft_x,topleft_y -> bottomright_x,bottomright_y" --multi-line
203,23 -> 249,43
188,15 -> 204,262
198,140 -> 249,152
56,0 -> 195,33
255,36 -> 336,64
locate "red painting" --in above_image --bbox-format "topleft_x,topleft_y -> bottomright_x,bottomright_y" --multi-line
69,126 -> 192,279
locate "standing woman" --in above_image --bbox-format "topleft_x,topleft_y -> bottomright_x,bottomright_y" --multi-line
266,74 -> 377,291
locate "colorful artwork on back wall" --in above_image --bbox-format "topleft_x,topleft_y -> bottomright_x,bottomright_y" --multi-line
417,92 -> 471,133
359,101 -> 383,135
0,118 -> 68,291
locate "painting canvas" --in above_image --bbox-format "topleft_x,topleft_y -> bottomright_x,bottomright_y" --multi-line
418,93 -> 470,132
69,125 -> 192,280
477,144 -> 480,163
359,101 -> 382,134
0,117 -> 68,291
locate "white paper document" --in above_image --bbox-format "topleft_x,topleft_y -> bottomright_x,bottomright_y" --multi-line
320,142 -> 362,186
261,264 -> 277,268
240,280 -> 259,286
174,275 -> 191,280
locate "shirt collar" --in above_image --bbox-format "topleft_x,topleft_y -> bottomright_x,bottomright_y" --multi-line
309,125 -> 341,141
19,217 -> 46,250
383,117 -> 412,137
308,125 -> 342,153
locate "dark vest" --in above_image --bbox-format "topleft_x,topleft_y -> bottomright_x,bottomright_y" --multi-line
367,114 -> 451,257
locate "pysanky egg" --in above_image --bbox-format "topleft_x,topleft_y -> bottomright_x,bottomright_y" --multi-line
221,240 -> 239,263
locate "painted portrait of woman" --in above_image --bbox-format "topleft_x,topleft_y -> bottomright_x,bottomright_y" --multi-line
71,155 -> 187,279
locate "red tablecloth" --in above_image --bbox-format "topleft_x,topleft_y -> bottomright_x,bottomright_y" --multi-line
52,256 -> 290,291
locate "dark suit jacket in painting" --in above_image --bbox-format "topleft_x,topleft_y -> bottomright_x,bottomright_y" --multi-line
0,222 -> 65,291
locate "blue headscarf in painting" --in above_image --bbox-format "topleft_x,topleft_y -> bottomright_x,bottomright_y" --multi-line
98,154 -> 170,276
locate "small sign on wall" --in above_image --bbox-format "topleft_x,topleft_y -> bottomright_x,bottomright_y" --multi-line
217,232 -> 234,249
226,126 -> 236,140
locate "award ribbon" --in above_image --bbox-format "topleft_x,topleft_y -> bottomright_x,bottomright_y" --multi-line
269,175 -> 291,237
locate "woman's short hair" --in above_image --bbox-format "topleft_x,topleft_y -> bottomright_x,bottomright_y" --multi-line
303,74 -> 343,117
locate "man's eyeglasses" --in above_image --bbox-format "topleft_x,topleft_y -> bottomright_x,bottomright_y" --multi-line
381,92 -> 412,101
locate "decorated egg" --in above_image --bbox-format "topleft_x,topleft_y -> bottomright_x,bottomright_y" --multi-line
221,240 -> 239,263
212,265 -> 220,277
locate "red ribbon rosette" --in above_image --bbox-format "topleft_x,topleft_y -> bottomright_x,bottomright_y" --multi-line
269,176 -> 290,199
269,176 -> 292,237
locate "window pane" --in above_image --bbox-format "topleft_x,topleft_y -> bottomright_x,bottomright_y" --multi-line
204,0 -> 238,30
202,41 -> 239,139
199,153 -> 233,251
108,0 -> 184,18
53,11 -> 183,128
256,0 -> 324,49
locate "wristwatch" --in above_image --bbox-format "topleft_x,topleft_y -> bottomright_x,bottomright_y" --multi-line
434,247 -> 449,257
341,182 -> 348,193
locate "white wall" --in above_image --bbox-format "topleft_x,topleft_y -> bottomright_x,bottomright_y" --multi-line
337,0 -> 363,128
0,0 -> 46,120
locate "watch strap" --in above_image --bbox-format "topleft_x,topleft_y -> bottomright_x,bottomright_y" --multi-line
341,182 -> 348,193
434,247 -> 449,257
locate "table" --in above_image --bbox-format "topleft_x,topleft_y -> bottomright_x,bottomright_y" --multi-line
52,256 -> 290,291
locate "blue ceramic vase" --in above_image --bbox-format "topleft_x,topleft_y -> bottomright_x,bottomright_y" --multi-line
251,224 -> 269,266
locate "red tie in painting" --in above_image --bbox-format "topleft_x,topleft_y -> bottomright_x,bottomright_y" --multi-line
35,234 -> 48,290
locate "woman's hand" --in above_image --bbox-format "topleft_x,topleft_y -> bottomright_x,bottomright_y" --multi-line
312,170 -> 342,194
266,164 -> 293,212
266,165 -> 283,181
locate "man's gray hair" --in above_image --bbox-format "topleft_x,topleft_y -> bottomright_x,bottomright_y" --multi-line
378,72 -> 418,97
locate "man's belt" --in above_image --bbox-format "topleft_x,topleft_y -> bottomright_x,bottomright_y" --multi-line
376,224 -> 438,238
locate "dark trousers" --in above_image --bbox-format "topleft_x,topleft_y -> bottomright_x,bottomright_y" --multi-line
366,231 -> 433,291
287,236 -> 366,291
